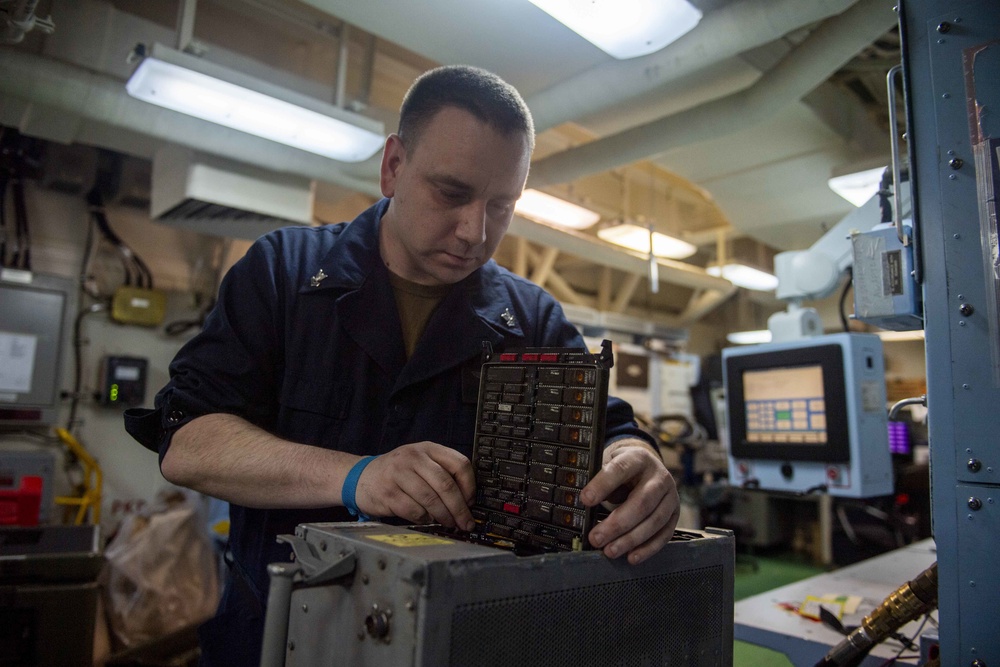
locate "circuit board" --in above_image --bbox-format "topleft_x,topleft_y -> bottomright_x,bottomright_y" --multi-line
463,340 -> 613,554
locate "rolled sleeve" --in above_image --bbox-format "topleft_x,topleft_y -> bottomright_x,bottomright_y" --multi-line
146,236 -> 286,459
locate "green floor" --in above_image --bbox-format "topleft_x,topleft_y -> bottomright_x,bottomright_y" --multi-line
732,554 -> 827,667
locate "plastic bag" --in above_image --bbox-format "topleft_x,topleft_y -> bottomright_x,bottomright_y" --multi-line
102,488 -> 221,650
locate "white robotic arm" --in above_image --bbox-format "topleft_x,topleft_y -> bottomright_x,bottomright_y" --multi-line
768,188 -> 911,341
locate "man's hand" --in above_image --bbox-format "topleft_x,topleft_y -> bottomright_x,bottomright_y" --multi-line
354,442 -> 477,530
580,439 -> 679,565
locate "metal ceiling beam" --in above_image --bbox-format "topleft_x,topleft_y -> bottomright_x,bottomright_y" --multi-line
525,0 -> 859,132
527,0 -> 897,189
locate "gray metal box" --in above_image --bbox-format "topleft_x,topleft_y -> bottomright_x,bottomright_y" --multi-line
263,523 -> 734,667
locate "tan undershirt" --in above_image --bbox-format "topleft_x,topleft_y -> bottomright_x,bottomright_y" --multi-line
388,270 -> 450,358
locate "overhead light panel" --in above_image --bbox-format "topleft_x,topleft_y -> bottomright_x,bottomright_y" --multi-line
528,0 -> 702,60
126,44 -> 386,163
875,330 -> 925,342
828,166 -> 886,207
515,189 -> 600,230
707,263 -> 779,291
597,223 -> 697,260
726,330 -> 772,345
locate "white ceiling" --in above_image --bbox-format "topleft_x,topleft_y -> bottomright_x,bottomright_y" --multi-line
296,0 -> 898,251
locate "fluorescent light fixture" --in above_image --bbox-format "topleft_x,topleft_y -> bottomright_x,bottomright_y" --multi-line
126,44 -> 385,163
597,223 -> 697,259
707,263 -> 779,291
515,189 -> 601,229
828,166 -> 886,207
876,330 -> 925,342
528,0 -> 702,60
726,329 -> 772,345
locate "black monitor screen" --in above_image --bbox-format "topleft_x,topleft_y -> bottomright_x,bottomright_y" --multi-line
726,343 -> 850,463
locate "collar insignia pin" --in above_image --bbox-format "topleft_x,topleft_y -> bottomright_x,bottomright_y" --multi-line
501,308 -> 517,328
310,269 -> 328,287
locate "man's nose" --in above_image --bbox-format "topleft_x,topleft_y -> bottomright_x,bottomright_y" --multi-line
455,202 -> 487,246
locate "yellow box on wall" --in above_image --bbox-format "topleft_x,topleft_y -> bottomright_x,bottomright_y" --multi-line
111,286 -> 166,327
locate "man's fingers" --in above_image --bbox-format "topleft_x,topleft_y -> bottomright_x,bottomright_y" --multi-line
427,446 -> 477,505
621,520 -> 677,565
594,491 -> 679,562
404,463 -> 474,529
395,475 -> 460,526
579,446 -> 646,507
579,442 -> 680,565
417,447 -> 475,529
356,442 -> 475,530
588,478 -> 667,550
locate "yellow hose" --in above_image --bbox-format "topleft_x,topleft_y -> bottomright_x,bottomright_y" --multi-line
53,427 -> 103,525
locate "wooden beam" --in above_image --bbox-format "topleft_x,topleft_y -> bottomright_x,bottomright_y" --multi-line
677,288 -> 735,326
543,267 -> 592,307
529,245 -> 560,287
513,237 -> 529,277
524,244 -> 591,307
597,266 -> 612,311
610,273 -> 642,313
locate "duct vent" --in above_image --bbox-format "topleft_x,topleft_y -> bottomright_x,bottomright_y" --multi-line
151,146 -> 314,240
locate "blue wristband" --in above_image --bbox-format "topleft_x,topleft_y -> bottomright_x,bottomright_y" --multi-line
343,455 -> 378,521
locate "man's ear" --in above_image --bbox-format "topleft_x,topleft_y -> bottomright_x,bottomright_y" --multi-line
379,134 -> 406,198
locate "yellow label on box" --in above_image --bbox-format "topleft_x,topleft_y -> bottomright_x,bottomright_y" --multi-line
366,533 -> 454,547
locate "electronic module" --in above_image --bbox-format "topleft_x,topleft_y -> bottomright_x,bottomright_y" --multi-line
421,340 -> 613,554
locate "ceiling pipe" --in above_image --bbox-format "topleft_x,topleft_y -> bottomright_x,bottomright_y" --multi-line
176,0 -> 197,52
0,51 -> 736,308
525,0 -> 858,133
335,22 -> 349,107
1,0 -> 55,44
0,49 -> 383,197
527,0 -> 896,189
339,0 -> 862,182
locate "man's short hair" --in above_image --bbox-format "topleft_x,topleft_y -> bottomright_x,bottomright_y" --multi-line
398,65 -> 535,152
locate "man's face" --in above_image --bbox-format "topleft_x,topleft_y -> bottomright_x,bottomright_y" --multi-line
378,107 -> 532,286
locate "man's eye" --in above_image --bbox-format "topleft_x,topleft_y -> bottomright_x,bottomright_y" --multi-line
489,202 -> 513,217
440,189 -> 467,203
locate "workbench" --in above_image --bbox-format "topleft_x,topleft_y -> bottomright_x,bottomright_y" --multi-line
734,539 -> 937,666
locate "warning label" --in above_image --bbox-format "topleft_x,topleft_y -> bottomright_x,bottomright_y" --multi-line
882,249 -> 904,296
366,533 -> 455,547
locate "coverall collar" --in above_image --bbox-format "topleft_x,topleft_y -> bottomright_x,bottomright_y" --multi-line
300,199 -> 519,391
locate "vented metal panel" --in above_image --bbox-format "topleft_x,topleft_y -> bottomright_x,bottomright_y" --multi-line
270,523 -> 734,667
450,566 -> 724,666
150,145 -> 313,240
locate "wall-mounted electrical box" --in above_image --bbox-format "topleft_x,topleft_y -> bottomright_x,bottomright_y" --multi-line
98,356 -> 148,408
0,271 -> 74,427
110,286 -> 167,327
850,222 -> 922,331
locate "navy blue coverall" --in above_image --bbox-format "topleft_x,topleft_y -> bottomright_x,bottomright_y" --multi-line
125,198 -> 654,666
